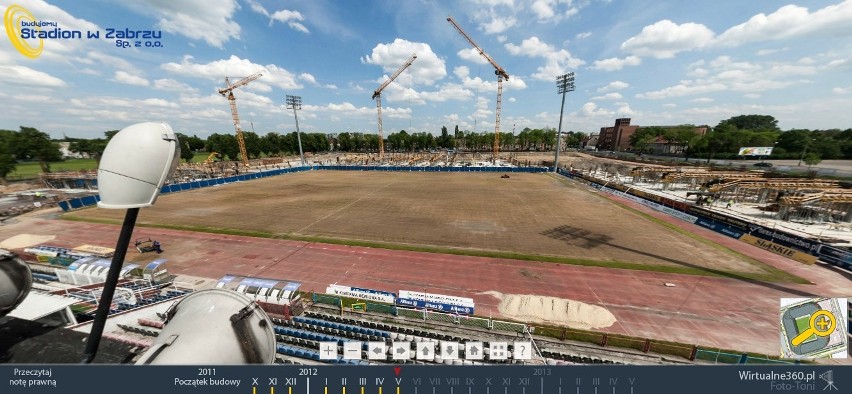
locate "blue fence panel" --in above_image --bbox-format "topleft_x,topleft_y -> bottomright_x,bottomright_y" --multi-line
80,196 -> 98,206
69,199 -> 83,209
58,201 -> 70,211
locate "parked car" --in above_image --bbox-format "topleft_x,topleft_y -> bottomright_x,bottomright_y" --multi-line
753,162 -> 773,167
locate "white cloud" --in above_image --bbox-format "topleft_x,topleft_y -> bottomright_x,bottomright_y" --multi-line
636,55 -> 818,99
134,0 -> 241,47
361,39 -> 447,86
597,81 -> 629,93
0,65 -> 65,87
112,71 -> 149,86
756,47 -> 788,56
662,103 -> 677,108
161,55 -> 302,90
576,31 -> 592,39
578,102 -> 612,117
744,93 -> 761,99
497,35 -> 508,43
531,0 -> 556,20
481,16 -> 517,34
454,66 -> 470,80
637,81 -> 727,99
324,84 -> 338,89
457,48 -> 490,65
505,37 -> 585,80
565,7 -> 579,18
508,97 -> 517,103
591,92 -> 623,101
246,0 -> 310,33
716,2 -> 852,47
621,20 -> 715,58
589,56 -> 641,71
299,73 -> 317,84
833,86 -> 852,95
505,36 -> 553,57
691,97 -> 714,103
153,78 -> 197,92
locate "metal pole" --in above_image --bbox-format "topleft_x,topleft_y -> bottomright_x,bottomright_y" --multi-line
286,95 -> 305,166
554,89 -> 566,172
293,106 -> 305,166
554,73 -> 574,172
81,207 -> 139,363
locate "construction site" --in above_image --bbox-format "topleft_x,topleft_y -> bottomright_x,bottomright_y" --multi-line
569,158 -> 852,248
2,9 -> 850,370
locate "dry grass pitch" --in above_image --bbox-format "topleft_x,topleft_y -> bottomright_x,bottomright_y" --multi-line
68,170 -> 792,280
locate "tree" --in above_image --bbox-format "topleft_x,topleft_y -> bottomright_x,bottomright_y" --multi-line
803,153 -> 821,167
174,133 -> 195,162
716,114 -> 779,132
0,131 -> 16,182
13,126 -> 62,173
69,138 -> 107,164
206,133 -> 239,161
243,131 -> 262,159
629,127 -> 663,152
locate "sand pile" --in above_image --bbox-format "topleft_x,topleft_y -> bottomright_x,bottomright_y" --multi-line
0,234 -> 56,249
483,291 -> 616,329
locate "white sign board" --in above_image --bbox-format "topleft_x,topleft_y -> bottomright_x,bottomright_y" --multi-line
398,290 -> 475,307
325,284 -> 396,303
738,147 -> 774,156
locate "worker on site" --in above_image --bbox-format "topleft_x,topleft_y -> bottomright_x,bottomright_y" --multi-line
152,240 -> 163,254
726,199 -> 734,209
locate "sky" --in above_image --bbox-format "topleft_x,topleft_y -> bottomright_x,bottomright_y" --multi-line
1,0 -> 851,139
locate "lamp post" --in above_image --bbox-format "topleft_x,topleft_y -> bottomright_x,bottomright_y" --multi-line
82,122 -> 179,363
286,95 -> 305,166
797,138 -> 816,167
554,73 -> 575,172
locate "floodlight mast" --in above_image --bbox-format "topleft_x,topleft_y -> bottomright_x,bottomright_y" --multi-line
372,53 -> 417,161
554,73 -> 575,172
447,15 -> 510,164
286,95 -> 305,166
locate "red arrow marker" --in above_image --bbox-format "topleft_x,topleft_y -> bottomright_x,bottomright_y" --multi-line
393,367 -> 401,377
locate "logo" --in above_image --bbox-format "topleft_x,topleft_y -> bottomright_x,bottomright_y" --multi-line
4,4 -> 43,58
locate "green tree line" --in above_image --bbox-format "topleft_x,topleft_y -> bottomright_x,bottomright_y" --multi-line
627,114 -> 852,161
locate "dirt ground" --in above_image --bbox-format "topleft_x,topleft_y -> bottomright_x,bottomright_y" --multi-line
66,170 -> 782,277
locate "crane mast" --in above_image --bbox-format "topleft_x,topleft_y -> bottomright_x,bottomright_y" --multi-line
447,16 -> 510,163
218,72 -> 263,167
372,53 -> 417,161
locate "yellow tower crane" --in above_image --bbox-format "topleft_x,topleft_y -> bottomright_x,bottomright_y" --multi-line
372,53 -> 417,161
447,16 -> 510,163
218,72 -> 263,167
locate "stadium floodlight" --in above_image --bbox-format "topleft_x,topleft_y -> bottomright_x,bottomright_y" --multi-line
82,122 -> 180,363
554,73 -> 575,172
286,95 -> 306,166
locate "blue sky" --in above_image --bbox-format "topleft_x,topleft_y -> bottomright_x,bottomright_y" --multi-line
1,0 -> 851,139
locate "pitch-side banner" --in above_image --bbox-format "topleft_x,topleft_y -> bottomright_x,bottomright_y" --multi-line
738,147 -> 774,156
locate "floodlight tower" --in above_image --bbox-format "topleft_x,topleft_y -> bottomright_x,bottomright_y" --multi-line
554,73 -> 575,172
286,95 -> 305,166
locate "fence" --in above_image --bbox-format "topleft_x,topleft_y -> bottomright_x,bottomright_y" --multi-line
58,165 -> 549,211
310,292 -> 527,334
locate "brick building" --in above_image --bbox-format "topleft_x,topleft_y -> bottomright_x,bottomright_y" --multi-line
595,118 -> 709,152
596,118 -> 638,151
